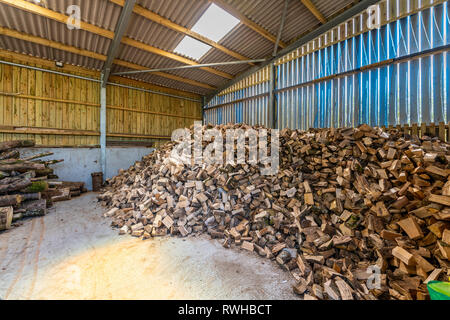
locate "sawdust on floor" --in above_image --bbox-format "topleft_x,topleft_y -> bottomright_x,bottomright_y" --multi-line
0,193 -> 298,300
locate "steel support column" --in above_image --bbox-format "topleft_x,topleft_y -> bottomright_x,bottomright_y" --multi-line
100,84 -> 107,177
102,0 -> 136,87
268,63 -> 277,129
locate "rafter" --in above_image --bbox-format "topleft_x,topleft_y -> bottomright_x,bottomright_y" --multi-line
300,0 -> 326,24
212,0 -> 287,48
0,27 -> 216,90
0,0 -> 233,79
110,0 -> 255,65
0,48 -> 202,99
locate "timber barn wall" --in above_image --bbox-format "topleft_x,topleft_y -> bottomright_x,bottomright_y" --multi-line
0,52 -> 203,148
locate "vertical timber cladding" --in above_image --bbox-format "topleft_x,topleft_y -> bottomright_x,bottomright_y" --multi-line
0,57 -> 203,147
205,0 -> 450,130
106,79 -> 202,148
0,57 -> 100,146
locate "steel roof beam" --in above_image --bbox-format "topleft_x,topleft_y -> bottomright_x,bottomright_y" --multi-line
112,59 -> 267,76
102,0 -> 136,87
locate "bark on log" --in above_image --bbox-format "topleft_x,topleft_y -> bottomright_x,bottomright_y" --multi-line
0,172 -> 35,185
20,199 -> 47,217
0,178 -> 32,194
0,150 -> 20,160
35,168 -> 54,177
22,181 -> 48,193
0,140 -> 35,152
21,193 -> 41,201
0,194 -> 23,207
0,171 -> 9,179
51,188 -> 71,202
40,159 -> 64,166
0,206 -> 13,230
48,181 -> 85,191
0,162 -> 45,172
23,152 -> 54,161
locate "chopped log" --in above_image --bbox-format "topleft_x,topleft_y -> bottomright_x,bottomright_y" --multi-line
437,241 -> 450,260
429,194 -> 450,206
0,140 -> 34,152
424,269 -> 442,284
443,229 -> 450,245
392,247 -> 415,266
0,206 -> 13,230
397,217 -> 424,240
97,123 -> 450,301
241,241 -> 254,252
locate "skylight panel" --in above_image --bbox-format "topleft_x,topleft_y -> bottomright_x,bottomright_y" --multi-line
174,36 -> 212,61
191,4 -> 240,42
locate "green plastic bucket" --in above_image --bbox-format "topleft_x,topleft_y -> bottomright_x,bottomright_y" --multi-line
427,281 -> 450,300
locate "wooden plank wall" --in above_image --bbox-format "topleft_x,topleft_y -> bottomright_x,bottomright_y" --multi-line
382,123 -> 450,142
0,58 -> 100,146
107,83 -> 202,147
0,57 -> 202,147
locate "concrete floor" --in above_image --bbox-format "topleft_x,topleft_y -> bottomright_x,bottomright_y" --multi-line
0,193 -> 298,300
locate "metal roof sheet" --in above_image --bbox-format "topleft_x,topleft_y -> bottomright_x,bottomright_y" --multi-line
0,0 -> 362,95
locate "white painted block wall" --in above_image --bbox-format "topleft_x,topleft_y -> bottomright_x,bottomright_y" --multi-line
20,147 -> 153,190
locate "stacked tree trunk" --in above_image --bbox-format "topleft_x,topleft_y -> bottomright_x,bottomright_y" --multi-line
0,140 -> 86,230
98,123 -> 450,300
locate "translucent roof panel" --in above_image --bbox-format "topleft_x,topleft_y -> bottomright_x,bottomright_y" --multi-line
191,4 -> 240,42
174,36 -> 212,61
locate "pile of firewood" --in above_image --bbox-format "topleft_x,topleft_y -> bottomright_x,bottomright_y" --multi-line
98,123 -> 450,300
0,140 -> 86,230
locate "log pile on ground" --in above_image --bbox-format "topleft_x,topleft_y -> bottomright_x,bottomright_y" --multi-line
0,140 -> 86,230
98,123 -> 450,300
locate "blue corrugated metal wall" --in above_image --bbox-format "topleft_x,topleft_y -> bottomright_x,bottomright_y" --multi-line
205,75 -> 271,126
204,1 -> 450,130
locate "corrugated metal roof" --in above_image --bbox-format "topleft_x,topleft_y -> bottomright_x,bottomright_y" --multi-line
26,0 -> 121,31
315,0 -> 356,21
218,23 -> 274,59
125,14 -> 184,52
0,5 -> 112,55
117,44 -> 226,87
136,0 -> 210,29
0,35 -> 104,70
223,0 -> 353,44
112,64 -> 212,96
199,49 -> 250,75
0,0 -> 361,95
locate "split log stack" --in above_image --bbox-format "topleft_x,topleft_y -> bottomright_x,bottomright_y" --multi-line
98,123 -> 450,300
0,140 -> 86,230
